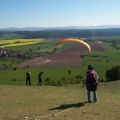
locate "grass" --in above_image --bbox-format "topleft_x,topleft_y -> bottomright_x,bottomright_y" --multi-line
0,33 -> 25,40
0,81 -> 120,120
0,38 -> 120,119
0,39 -> 56,52
82,42 -> 120,80
0,67 -> 83,85
0,41 -> 120,84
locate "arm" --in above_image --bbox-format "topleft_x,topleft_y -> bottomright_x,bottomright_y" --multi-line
29,71 -> 31,75
94,71 -> 99,86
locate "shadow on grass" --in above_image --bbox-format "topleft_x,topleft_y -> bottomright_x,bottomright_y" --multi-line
49,102 -> 86,110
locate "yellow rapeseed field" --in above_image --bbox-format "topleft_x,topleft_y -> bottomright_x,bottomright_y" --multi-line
0,38 -> 45,48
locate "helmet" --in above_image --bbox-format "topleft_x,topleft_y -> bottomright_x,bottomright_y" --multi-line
88,64 -> 94,70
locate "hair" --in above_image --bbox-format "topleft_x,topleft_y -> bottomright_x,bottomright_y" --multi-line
88,64 -> 94,70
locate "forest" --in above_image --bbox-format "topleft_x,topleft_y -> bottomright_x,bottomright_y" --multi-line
1,28 -> 120,39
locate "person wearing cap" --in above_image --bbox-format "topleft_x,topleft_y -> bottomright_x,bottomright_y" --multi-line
84,64 -> 99,103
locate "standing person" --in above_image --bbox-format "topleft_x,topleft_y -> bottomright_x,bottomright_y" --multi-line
26,70 -> 31,86
38,72 -> 43,86
84,64 -> 99,103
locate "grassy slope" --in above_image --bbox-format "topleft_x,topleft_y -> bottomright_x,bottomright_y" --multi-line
83,42 -> 120,80
0,81 -> 120,120
0,67 -> 82,85
0,40 -> 120,120
0,42 -> 120,84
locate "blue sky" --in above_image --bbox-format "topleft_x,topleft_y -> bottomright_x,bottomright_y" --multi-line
0,0 -> 120,28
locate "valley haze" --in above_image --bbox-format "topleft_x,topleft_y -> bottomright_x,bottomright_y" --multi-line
1,25 -> 120,31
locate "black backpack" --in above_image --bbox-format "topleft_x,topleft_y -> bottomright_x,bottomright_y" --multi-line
86,71 -> 97,91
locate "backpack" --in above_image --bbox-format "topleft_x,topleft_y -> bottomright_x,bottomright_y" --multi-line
86,71 -> 97,91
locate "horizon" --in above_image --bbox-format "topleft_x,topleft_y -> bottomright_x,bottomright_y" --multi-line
1,24 -> 120,29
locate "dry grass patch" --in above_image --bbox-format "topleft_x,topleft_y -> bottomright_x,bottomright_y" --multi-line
0,82 -> 120,120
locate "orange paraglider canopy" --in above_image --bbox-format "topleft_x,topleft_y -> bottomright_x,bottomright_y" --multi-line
55,38 -> 91,52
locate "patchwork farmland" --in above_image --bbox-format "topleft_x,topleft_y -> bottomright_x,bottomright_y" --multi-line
17,42 -> 104,68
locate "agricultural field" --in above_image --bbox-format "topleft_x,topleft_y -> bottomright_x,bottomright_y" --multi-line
0,38 -> 46,50
0,38 -> 120,84
0,38 -> 58,70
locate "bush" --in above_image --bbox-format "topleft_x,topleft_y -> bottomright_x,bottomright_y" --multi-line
44,76 -> 84,86
105,65 -> 120,81
49,81 -> 57,86
75,74 -> 83,79
57,80 -> 63,86
44,77 -> 51,85
13,67 -> 17,70
61,77 -> 69,85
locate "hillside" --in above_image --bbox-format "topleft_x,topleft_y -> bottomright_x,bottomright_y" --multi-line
0,81 -> 120,120
17,42 -> 104,68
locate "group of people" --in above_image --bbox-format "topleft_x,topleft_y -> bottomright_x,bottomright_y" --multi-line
26,70 -> 43,86
26,64 -> 99,103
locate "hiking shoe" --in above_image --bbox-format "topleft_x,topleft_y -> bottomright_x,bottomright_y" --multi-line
88,100 -> 91,103
94,99 -> 97,102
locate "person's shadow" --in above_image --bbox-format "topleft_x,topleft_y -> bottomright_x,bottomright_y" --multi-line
48,102 -> 85,110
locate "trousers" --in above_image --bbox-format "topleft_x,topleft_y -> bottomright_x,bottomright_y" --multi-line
87,90 -> 97,102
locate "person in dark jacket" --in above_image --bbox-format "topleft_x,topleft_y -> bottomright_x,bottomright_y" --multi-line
38,72 -> 43,86
26,70 -> 31,86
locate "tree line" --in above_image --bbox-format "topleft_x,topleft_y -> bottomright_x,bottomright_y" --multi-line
15,28 -> 120,38
1,28 -> 120,39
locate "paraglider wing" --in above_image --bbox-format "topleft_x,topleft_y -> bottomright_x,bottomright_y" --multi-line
55,38 -> 91,52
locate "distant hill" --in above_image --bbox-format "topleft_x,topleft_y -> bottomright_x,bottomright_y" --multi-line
1,25 -> 120,31
1,25 -> 120,39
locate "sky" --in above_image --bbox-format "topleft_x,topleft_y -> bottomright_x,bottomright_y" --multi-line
0,0 -> 120,28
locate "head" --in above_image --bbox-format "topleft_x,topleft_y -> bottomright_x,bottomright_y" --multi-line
88,64 -> 94,70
